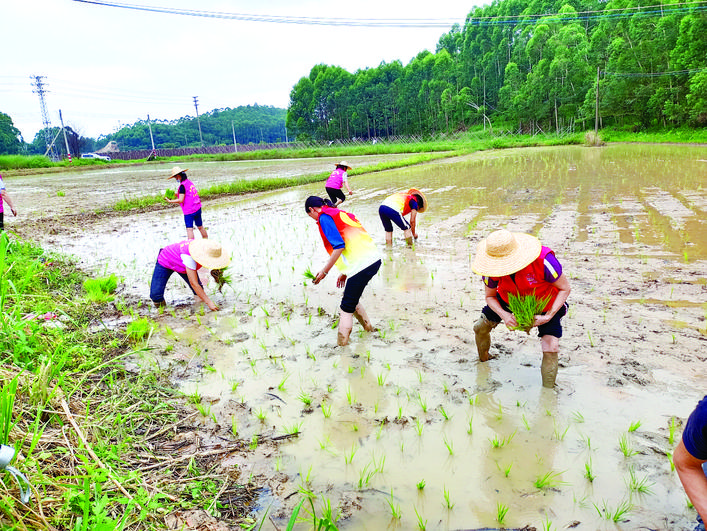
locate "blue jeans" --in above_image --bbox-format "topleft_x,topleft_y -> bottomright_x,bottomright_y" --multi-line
149,261 -> 198,304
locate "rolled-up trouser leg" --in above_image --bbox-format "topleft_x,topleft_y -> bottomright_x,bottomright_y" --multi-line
541,351 -> 558,388
473,315 -> 498,362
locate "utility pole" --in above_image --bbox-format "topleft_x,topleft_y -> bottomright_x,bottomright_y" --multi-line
31,75 -> 58,161
193,96 -> 204,147
236,120 -> 238,153
594,67 -> 600,137
147,114 -> 156,150
59,109 -> 72,163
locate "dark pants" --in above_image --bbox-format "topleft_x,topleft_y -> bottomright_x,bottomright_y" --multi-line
149,260 -> 200,304
340,260 -> 381,313
482,294 -> 568,338
378,205 -> 409,232
326,187 -> 346,204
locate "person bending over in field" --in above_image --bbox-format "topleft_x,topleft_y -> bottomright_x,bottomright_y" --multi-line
149,239 -> 229,312
0,172 -> 18,231
378,188 -> 427,246
305,196 -> 381,346
471,229 -> 571,388
325,161 -> 353,206
165,166 -> 208,240
675,396 -> 707,530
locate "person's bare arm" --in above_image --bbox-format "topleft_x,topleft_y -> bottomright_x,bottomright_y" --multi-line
410,210 -> 418,238
484,284 -> 517,329
314,248 -> 344,284
1,190 -> 17,216
186,268 -> 219,311
675,438 -> 707,521
534,274 -> 571,326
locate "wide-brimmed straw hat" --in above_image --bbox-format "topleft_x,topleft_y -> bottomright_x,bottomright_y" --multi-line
407,188 -> 428,213
471,229 -> 541,277
336,161 -> 351,170
169,166 -> 188,179
188,240 -> 231,270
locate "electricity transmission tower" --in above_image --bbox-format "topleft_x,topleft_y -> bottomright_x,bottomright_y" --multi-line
31,75 -> 58,161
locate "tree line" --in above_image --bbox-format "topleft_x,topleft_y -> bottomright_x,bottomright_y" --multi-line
286,0 -> 707,140
0,105 -> 287,156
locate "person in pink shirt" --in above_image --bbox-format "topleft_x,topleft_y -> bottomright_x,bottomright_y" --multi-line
0,173 -> 18,231
165,166 -> 208,240
325,161 -> 353,206
149,239 -> 230,311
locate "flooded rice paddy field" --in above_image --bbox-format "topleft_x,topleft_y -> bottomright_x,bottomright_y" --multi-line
10,144 -> 707,530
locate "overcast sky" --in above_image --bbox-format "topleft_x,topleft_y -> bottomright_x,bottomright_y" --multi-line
1,0 -> 477,142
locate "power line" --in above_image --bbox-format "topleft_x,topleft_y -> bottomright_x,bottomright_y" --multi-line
71,0 -> 464,27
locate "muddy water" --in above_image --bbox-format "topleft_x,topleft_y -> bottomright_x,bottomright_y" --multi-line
10,144 -> 707,530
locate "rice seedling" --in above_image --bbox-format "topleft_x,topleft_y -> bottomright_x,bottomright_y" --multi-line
506,292 -> 551,332
541,517 -> 555,531
625,466 -> 654,494
344,444 -> 358,464
376,373 -> 387,386
490,430 -> 516,449
126,317 -> 154,344
467,416 -> 473,435
553,422 -> 569,441
346,386 -> 356,406
438,405 -> 451,421
417,479 -> 426,490
584,459 -> 595,482
497,461 -> 513,478
303,266 -> 316,281
496,502 -> 509,525
357,463 -> 376,489
231,416 -> 238,437
417,393 -> 428,413
443,435 -> 454,455
298,391 -> 313,408
587,331 -> 595,347
255,408 -> 267,422
521,414 -> 531,431
321,402 -> 332,418
667,451 -> 675,471
83,274 -> 118,303
668,416 -> 678,444
443,486 -> 454,509
570,410 -> 585,423
397,406 -> 403,420
534,469 -> 566,490
278,372 -> 290,391
415,506 -> 427,530
284,422 -> 302,436
593,499 -> 633,522
414,418 -> 424,436
628,420 -> 642,432
618,433 -> 638,457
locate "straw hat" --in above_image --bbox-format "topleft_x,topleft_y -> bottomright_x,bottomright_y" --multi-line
408,188 -> 428,213
169,166 -> 188,179
336,161 -> 351,170
471,229 -> 541,277
188,240 -> 231,270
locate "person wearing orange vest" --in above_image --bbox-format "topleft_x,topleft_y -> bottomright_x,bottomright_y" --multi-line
471,229 -> 571,388
379,188 -> 427,245
305,196 -> 381,346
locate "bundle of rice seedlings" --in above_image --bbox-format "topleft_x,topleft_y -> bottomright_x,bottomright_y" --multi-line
303,267 -> 316,281
507,292 -> 552,333
213,270 -> 232,293
83,274 -> 118,303
165,189 -> 176,199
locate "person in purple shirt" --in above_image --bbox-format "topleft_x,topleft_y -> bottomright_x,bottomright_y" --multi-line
675,396 -> 707,530
165,166 -> 208,240
0,173 -> 18,231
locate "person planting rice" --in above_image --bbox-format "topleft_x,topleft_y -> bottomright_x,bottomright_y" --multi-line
324,161 -> 353,206
0,172 -> 18,231
149,239 -> 230,311
675,395 -> 707,530
378,188 -> 427,246
304,196 -> 381,346
165,166 -> 208,240
471,229 -> 571,388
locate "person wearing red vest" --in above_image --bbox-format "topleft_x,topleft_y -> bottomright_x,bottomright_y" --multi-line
165,166 -> 208,240
379,188 -> 427,245
471,229 -> 571,388
305,196 -> 381,346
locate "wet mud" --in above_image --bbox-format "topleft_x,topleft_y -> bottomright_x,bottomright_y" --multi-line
7,145 -> 707,530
